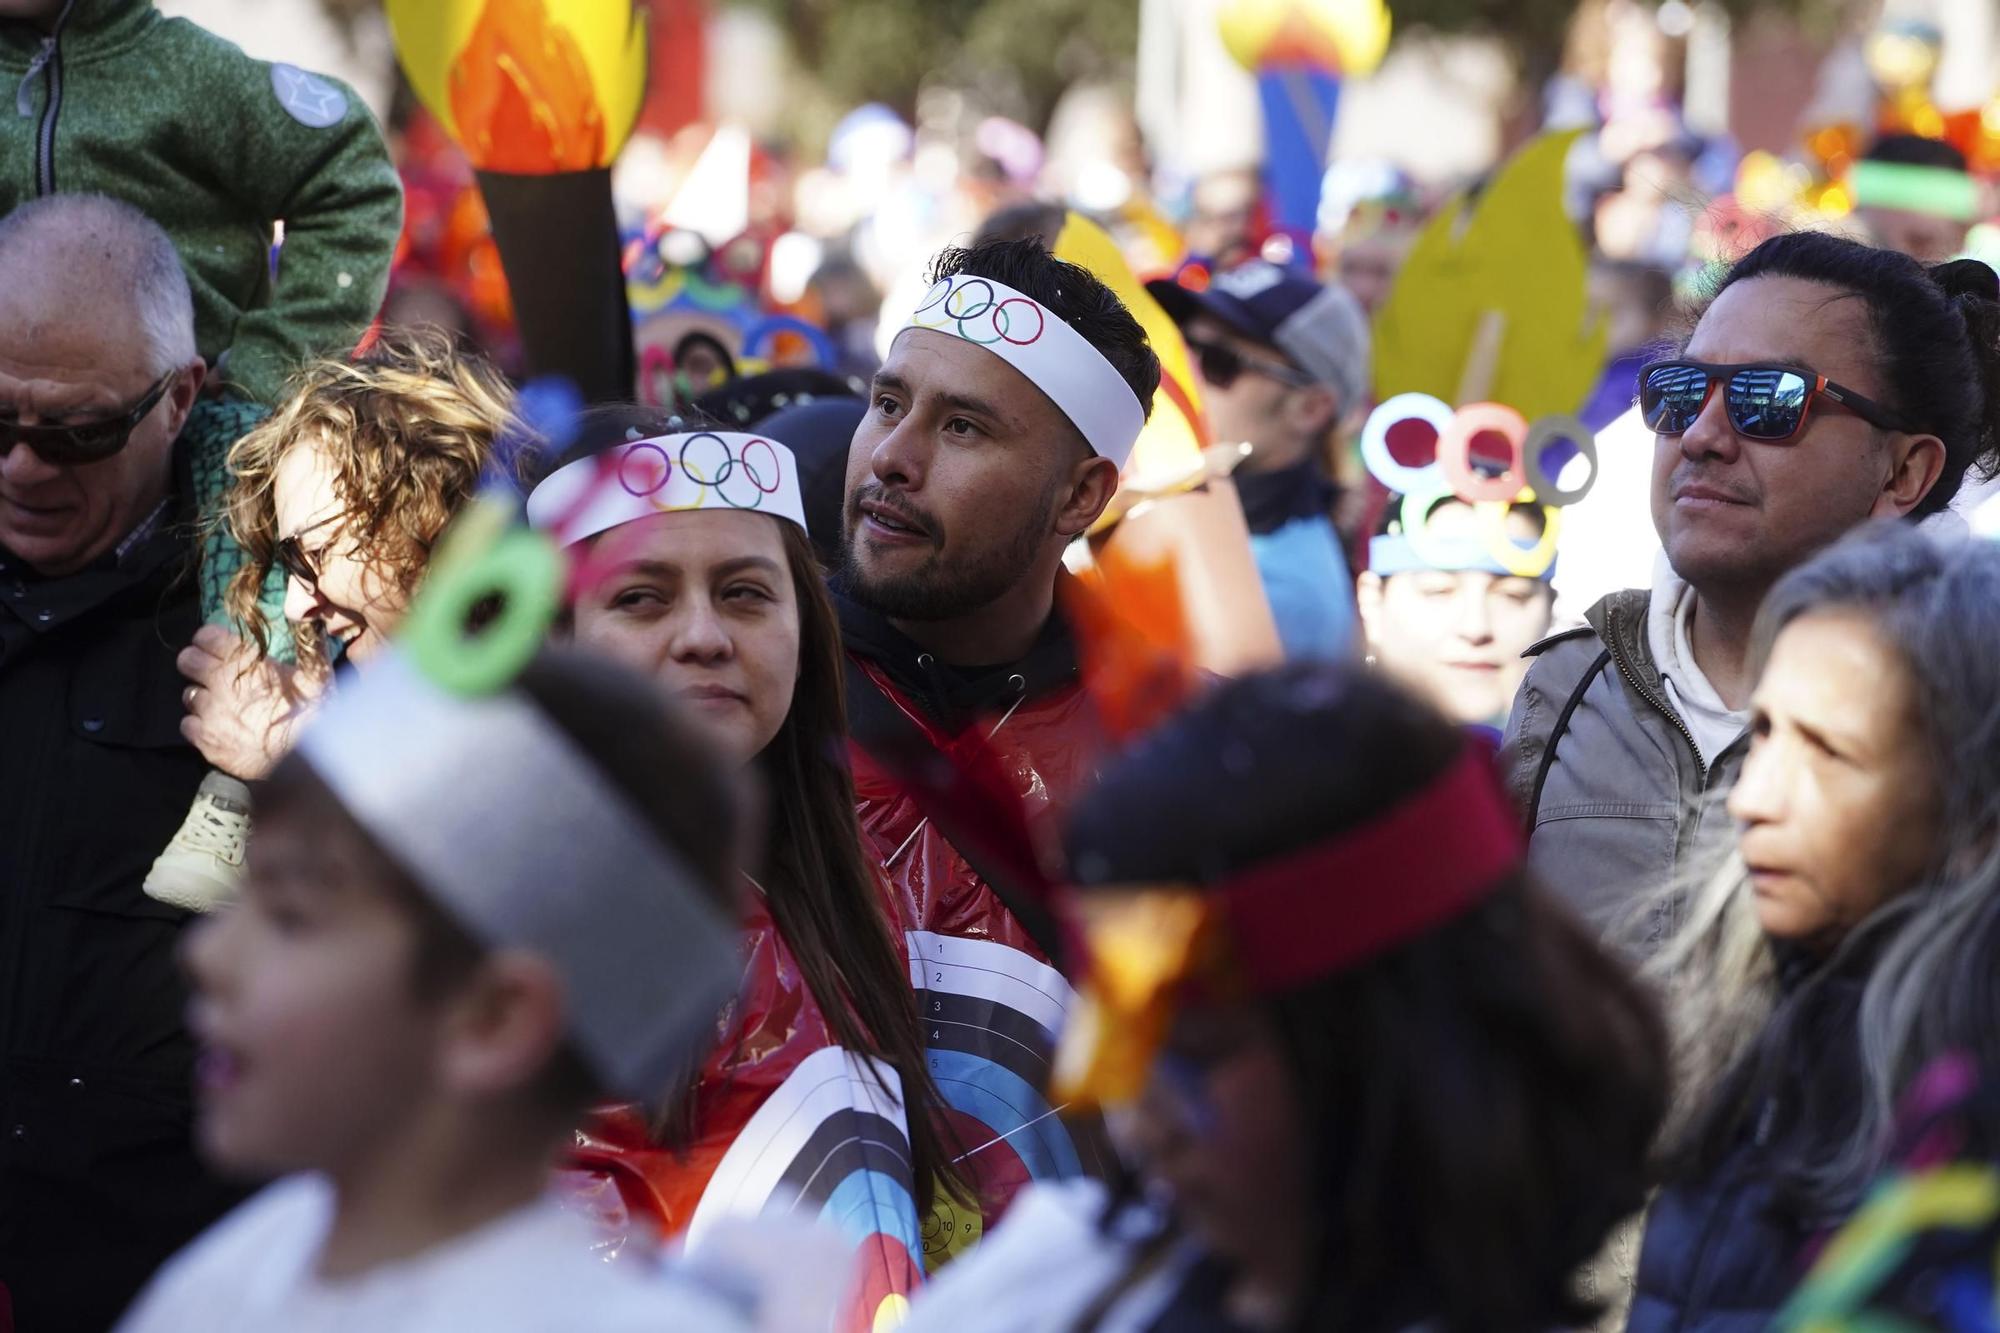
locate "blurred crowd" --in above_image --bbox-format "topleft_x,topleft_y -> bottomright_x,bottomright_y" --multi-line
7,1 -> 2000,1332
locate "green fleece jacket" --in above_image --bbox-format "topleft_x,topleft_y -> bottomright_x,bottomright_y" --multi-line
0,0 -> 402,403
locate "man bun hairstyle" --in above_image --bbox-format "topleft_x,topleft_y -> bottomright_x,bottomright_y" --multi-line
928,238 -> 1161,422
1709,231 -> 2000,518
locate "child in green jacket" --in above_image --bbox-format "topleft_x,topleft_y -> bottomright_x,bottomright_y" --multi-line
0,0 -> 402,403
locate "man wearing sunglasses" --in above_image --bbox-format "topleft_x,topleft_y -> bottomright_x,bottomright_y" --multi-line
1148,260 -> 1369,660
1503,233 -> 1959,949
0,195 -> 246,1327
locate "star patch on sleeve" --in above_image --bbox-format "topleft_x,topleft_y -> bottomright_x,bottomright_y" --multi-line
269,63 -> 347,130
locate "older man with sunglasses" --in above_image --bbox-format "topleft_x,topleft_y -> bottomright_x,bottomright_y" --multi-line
0,195 -> 254,1328
1149,260 -> 1371,659
1503,233 -> 1963,951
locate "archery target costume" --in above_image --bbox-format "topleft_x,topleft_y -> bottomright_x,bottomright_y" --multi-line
834,277 -> 1144,1258
531,433 -> 925,1333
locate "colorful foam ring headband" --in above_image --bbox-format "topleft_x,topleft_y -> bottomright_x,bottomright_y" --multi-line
525,431 -> 809,546
297,648 -> 739,1103
1361,392 -> 1599,582
400,490 -> 566,697
740,313 -> 838,369
1054,742 -> 1525,1106
1849,159 -> 1981,222
897,274 -> 1146,471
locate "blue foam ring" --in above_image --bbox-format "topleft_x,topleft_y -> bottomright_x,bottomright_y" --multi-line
740,313 -> 839,369
1522,414 -> 1599,507
1360,392 -> 1456,495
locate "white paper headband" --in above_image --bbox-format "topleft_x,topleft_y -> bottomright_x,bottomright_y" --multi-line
297,650 -> 739,1102
525,431 -> 809,546
897,274 -> 1145,469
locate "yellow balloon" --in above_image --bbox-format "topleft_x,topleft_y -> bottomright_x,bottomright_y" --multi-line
1217,0 -> 1391,78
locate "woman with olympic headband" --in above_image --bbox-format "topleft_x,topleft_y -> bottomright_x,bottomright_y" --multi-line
1626,523 -> 2000,1333
903,665 -> 1668,1333
526,408 -> 954,1330
1354,394 -> 1596,735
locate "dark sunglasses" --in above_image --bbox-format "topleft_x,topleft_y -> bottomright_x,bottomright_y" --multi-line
0,371 -> 177,465
274,516 -> 345,592
274,536 -> 321,591
1639,359 -> 1909,442
1184,336 -> 1315,392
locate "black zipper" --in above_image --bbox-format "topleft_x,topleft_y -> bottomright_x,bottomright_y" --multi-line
30,0 -> 76,196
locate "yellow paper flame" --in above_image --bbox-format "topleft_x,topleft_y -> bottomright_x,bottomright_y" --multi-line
1052,888 -> 1214,1107
1371,130 -> 1605,419
1054,211 -> 1209,490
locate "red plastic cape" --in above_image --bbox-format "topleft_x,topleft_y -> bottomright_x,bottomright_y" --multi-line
847,660 -> 1117,1262
565,891 -> 923,1331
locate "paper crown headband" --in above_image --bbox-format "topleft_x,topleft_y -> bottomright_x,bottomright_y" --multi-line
1055,742 -> 1525,1106
895,274 -> 1147,470
526,431 -> 809,545
294,481 -> 743,1103
1362,393 -> 1599,582
297,648 -> 738,1103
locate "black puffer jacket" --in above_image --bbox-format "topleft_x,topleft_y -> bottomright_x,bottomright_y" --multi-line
1629,951 -> 1872,1333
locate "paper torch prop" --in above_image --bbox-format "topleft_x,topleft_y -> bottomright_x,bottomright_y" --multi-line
1364,130 -> 1605,588
1218,0 -> 1392,250
1053,212 -> 1282,686
388,0 -> 646,402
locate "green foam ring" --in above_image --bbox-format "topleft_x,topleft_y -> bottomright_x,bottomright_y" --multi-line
401,494 -> 564,697
1849,159 -> 1980,222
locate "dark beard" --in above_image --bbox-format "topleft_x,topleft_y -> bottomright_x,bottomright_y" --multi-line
841,487 -> 1059,623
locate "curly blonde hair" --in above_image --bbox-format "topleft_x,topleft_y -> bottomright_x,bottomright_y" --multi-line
222,329 -> 520,666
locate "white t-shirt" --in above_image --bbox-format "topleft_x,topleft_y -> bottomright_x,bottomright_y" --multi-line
903,1180 -> 1197,1333
115,1175 -> 754,1333
1645,553 -> 1749,768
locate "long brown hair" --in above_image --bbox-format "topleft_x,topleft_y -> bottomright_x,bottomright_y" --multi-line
220,329 -> 518,669
754,519 -> 959,1211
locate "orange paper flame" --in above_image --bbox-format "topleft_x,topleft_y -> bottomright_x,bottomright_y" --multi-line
1063,548 -> 1200,743
449,0 -> 607,174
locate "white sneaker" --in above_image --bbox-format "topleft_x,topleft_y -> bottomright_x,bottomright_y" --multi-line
143,772 -> 252,913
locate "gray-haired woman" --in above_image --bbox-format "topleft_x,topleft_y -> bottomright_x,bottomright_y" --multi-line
1630,520 -> 2000,1333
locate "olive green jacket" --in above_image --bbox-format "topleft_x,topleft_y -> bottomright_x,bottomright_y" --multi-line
0,0 -> 402,402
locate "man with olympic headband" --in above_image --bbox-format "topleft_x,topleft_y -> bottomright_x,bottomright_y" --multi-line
836,237 -> 1159,1240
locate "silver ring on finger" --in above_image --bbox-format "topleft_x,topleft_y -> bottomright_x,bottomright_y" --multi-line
183,684 -> 201,712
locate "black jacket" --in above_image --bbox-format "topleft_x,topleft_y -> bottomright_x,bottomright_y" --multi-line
1629,952 -> 1871,1333
0,455 -> 242,1331
832,577 -> 1082,735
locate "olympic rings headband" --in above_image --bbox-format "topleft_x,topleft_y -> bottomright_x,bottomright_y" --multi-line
895,273 -> 1146,470
526,431 -> 808,546
1362,392 -> 1600,582
298,648 -> 740,1103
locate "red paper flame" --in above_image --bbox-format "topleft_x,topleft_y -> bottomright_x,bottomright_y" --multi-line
448,0 -> 607,173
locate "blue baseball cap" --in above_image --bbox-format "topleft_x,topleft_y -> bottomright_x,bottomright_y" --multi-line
1148,260 -> 1371,410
